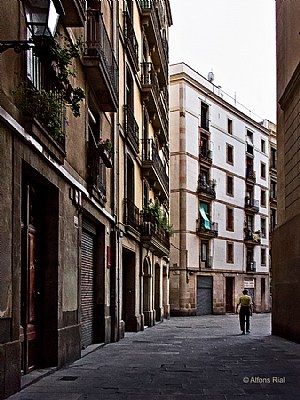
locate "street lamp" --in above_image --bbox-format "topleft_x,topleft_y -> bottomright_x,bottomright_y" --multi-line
0,0 -> 64,54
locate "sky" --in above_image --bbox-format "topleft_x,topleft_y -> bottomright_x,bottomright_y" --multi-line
169,0 -> 276,123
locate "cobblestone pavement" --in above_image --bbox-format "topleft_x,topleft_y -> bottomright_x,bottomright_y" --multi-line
8,314 -> 300,400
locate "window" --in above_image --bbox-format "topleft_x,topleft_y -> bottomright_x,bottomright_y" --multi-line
201,102 -> 209,130
270,147 -> 277,169
246,129 -> 253,143
227,242 -> 234,263
261,139 -> 266,153
270,209 -> 277,232
261,248 -> 266,266
226,175 -> 234,196
201,241 -> 208,262
226,144 -> 234,165
227,118 -> 233,134
270,179 -> 277,200
261,217 -> 266,238
261,162 -> 266,179
226,207 -> 234,231
261,189 -> 266,207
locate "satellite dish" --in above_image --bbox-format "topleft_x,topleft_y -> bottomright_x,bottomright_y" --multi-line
208,71 -> 214,82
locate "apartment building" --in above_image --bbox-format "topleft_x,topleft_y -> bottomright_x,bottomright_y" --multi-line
273,0 -> 300,343
117,0 -> 172,333
0,1 -> 172,398
169,63 -> 271,316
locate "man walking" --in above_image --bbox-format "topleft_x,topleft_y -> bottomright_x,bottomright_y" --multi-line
236,289 -> 253,334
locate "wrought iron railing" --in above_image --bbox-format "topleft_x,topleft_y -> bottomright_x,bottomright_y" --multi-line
124,10 -> 139,70
140,62 -> 168,133
141,139 -> 169,193
199,148 -> 212,163
246,168 -> 256,181
88,129 -> 107,201
244,230 -> 261,243
197,181 -> 216,197
246,261 -> 256,272
197,220 -> 218,236
139,1 -> 169,76
140,210 -> 170,249
245,197 -> 259,211
85,9 -> 119,99
124,105 -> 139,154
124,198 -> 140,231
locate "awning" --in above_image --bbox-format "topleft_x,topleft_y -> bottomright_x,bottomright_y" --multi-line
200,205 -> 210,230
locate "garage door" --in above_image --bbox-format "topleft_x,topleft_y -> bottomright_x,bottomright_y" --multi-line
197,276 -> 213,315
81,221 -> 96,347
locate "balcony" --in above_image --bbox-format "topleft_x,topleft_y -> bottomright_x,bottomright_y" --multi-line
140,62 -> 168,143
196,220 -> 218,239
246,261 -> 256,273
124,11 -> 139,71
199,149 -> 212,166
141,139 -> 169,199
200,117 -> 209,131
61,0 -> 86,27
88,136 -> 107,203
124,198 -> 140,232
83,9 -> 118,111
140,211 -> 170,257
244,230 -> 261,246
246,168 -> 256,184
197,181 -> 216,200
245,197 -> 259,213
124,105 -> 140,154
270,192 -> 277,206
139,0 -> 169,86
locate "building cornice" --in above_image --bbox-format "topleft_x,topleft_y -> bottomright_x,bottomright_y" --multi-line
170,68 -> 270,136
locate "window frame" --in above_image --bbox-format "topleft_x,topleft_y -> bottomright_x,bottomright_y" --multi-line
226,143 -> 234,165
226,175 -> 234,196
261,162 -> 266,179
226,241 -> 234,264
261,189 -> 266,207
261,248 -> 266,266
226,207 -> 234,231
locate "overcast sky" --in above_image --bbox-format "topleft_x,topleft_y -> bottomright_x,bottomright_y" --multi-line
169,0 -> 276,123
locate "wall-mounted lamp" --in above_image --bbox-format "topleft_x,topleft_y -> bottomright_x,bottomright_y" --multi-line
0,0 -> 64,54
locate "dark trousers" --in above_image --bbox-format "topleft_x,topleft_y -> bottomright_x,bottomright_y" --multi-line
239,306 -> 251,332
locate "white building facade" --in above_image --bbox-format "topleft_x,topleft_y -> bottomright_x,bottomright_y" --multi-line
169,63 -> 271,315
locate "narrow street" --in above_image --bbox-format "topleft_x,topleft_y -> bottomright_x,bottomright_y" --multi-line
8,314 -> 300,400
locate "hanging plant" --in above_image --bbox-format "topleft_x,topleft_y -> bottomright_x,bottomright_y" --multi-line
143,199 -> 173,237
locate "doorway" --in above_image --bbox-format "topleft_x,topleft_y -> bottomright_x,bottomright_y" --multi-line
197,276 -> 213,315
122,249 -> 136,331
226,277 -> 234,313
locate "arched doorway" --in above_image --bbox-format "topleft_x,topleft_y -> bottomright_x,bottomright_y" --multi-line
155,263 -> 162,322
143,257 -> 152,327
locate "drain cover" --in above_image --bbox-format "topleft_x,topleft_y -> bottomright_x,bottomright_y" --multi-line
59,376 -> 78,381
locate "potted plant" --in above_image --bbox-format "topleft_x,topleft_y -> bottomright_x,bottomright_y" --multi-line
98,138 -> 113,168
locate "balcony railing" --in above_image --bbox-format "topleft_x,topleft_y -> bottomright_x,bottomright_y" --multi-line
246,143 -> 254,155
140,211 -> 170,251
245,197 -> 259,213
197,181 -> 216,199
244,230 -> 261,245
124,11 -> 139,71
246,168 -> 256,183
84,9 -> 118,110
199,149 -> 212,163
246,261 -> 256,272
124,105 -> 140,154
139,0 -> 168,84
141,139 -> 169,195
140,62 -> 168,140
124,198 -> 140,231
88,132 -> 107,202
197,220 -> 218,237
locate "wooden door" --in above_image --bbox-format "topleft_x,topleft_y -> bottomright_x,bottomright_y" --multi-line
21,184 -> 43,373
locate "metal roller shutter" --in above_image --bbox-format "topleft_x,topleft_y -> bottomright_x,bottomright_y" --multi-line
197,276 -> 213,316
81,226 -> 96,347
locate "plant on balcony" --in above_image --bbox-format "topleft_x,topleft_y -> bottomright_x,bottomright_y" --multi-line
144,199 -> 173,237
98,138 -> 113,168
14,36 -> 85,141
